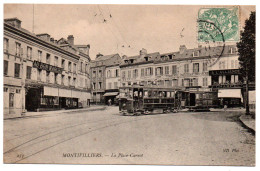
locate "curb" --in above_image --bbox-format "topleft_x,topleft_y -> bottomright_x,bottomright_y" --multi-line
238,116 -> 255,136
4,106 -> 107,120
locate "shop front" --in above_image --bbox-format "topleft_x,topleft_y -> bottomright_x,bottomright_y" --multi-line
218,89 -> 243,108
103,91 -> 119,105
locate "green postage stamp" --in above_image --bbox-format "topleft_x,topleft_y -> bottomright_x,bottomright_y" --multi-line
198,7 -> 240,42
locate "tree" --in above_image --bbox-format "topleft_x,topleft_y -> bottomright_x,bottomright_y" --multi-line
237,11 -> 255,115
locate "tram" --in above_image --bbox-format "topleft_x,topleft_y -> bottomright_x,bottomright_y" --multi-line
179,91 -> 219,111
118,85 -> 181,115
118,85 -> 219,115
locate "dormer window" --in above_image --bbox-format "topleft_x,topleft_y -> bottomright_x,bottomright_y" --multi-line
168,55 -> 173,60
130,59 -> 134,63
144,57 -> 149,61
193,51 -> 199,57
124,60 -> 128,64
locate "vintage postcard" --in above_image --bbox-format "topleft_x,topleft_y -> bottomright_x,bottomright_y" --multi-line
3,4 -> 255,165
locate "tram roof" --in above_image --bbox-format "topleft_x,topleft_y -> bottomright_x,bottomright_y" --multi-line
119,85 -> 181,90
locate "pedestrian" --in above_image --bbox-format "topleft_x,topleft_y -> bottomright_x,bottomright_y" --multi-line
108,99 -> 112,106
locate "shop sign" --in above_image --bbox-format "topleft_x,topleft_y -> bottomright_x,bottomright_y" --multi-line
209,69 -> 240,76
33,60 -> 63,74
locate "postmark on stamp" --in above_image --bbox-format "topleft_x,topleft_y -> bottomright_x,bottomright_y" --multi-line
197,7 -> 239,67
198,7 -> 239,42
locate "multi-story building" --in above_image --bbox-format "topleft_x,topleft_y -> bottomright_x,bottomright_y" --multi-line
119,45 -> 252,108
90,53 -> 121,104
3,18 -> 91,118
104,57 -> 121,105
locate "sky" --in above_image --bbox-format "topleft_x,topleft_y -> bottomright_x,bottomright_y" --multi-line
4,4 -> 255,60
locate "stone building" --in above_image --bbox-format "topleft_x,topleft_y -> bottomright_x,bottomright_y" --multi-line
90,53 -> 121,104
119,45 -> 252,108
3,18 -> 91,118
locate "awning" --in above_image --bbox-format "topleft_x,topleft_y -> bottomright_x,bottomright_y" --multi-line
59,88 -> 72,98
103,92 -> 119,97
44,86 -> 58,96
218,89 -> 242,98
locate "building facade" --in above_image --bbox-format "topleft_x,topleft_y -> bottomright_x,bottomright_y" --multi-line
119,45 -> 252,108
90,53 -> 121,104
4,18 -> 91,118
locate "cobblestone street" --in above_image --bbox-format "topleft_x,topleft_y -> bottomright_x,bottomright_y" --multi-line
3,106 -> 255,165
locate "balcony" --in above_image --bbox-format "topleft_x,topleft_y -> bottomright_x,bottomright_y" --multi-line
209,81 -> 243,88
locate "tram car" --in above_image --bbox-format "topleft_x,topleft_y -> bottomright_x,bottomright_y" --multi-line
184,91 -> 218,111
118,85 -> 182,115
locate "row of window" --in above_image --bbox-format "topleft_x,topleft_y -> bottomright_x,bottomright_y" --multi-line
121,63 -> 208,79
219,60 -> 239,69
4,60 -> 89,88
107,82 -> 118,89
121,77 -> 208,87
92,82 -> 103,90
106,69 -> 120,78
4,38 -> 89,74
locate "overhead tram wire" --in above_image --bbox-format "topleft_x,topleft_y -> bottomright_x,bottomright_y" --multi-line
96,5 -> 121,44
96,5 -> 125,53
104,5 -> 131,48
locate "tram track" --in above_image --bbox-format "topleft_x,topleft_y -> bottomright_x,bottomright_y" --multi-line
5,113 -> 171,163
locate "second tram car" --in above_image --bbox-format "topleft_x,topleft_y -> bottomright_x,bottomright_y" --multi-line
118,85 -> 181,115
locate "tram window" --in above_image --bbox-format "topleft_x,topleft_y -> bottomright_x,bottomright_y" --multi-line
159,91 -> 162,97
167,91 -> 171,97
153,91 -> 158,97
203,93 -> 207,99
139,91 -> 143,97
148,90 -> 152,97
196,94 -> 200,99
134,91 -> 138,97
144,91 -> 148,97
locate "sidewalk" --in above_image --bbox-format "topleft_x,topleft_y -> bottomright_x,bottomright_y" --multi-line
5,106 -> 107,120
239,114 -> 255,134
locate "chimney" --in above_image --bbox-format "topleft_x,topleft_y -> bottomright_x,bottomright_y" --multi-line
140,48 -> 147,57
50,38 -> 54,43
36,33 -> 51,42
67,35 -> 74,45
179,45 -> 187,54
4,18 -> 22,29
96,53 -> 103,59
